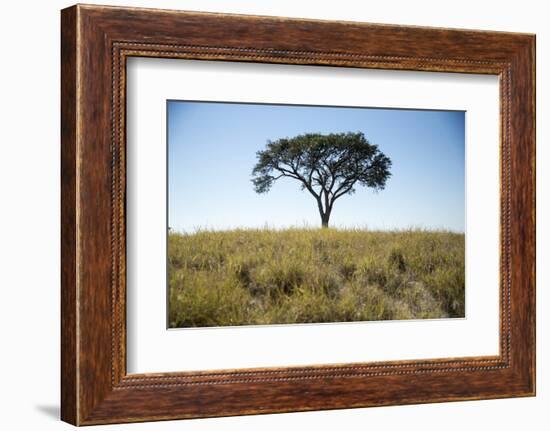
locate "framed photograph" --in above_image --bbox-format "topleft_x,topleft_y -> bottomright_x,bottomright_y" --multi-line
61,4 -> 535,425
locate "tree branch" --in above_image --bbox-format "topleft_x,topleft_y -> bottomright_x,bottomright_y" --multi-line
273,166 -> 300,179
281,164 -> 320,199
332,183 -> 356,201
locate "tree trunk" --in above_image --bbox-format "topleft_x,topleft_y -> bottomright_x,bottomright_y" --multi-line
320,212 -> 330,228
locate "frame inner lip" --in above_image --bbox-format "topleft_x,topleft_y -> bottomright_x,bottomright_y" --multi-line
115,44 -> 512,384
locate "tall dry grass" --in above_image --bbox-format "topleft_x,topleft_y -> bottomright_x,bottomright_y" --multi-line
168,228 -> 464,328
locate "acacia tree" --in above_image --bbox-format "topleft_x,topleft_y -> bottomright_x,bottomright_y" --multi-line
252,132 -> 392,228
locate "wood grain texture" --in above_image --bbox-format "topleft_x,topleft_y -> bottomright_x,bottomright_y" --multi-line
60,5 -> 78,425
60,4 -> 536,425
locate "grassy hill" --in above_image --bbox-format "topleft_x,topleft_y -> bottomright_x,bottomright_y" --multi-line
168,228 -> 465,328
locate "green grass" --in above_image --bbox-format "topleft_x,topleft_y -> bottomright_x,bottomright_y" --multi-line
168,228 -> 465,328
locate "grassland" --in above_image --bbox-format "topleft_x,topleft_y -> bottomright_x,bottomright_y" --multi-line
168,228 -> 465,328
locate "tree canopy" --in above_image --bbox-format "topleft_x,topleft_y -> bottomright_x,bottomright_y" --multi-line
251,132 -> 392,227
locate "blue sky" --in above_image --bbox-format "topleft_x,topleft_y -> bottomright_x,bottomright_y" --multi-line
168,101 -> 465,232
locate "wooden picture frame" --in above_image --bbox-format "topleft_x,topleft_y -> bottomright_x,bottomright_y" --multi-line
61,4 -> 535,425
